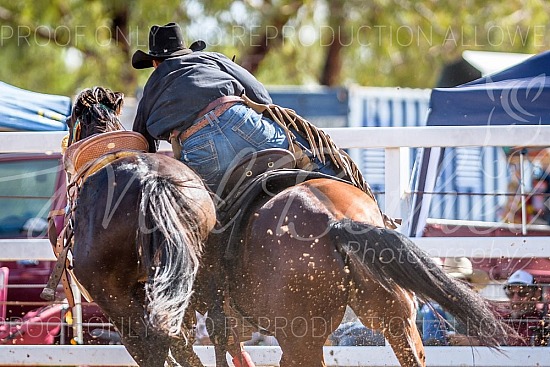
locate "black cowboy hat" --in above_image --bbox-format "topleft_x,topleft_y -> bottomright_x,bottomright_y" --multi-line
132,22 -> 206,69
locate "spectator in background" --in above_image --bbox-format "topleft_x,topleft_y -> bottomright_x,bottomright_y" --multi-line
419,257 -> 488,346
418,257 -> 449,345
194,311 -> 279,346
328,306 -> 385,346
502,269 -> 547,346
419,257 -> 472,345
530,166 -> 550,225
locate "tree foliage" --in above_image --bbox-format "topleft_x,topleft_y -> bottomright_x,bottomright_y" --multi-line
0,0 -> 548,96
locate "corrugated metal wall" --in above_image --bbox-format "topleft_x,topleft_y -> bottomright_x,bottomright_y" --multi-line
349,86 -> 509,222
271,86 -> 509,222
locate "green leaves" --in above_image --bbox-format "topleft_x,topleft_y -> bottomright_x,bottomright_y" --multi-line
0,0 -> 547,96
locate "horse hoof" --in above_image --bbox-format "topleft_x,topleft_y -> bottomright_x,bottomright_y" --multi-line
40,288 -> 56,301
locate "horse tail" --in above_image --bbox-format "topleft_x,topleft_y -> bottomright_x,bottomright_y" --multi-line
138,175 -> 204,337
329,219 -> 510,347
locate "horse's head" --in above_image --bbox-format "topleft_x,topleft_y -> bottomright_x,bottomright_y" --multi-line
67,86 -> 125,145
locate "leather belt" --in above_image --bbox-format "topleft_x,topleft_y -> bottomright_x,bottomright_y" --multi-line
171,95 -> 244,144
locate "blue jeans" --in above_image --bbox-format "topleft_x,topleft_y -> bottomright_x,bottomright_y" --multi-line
179,103 -> 338,193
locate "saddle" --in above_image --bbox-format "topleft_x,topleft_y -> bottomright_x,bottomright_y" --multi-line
217,148 -> 297,204
64,130 -> 148,177
214,148 -> 350,261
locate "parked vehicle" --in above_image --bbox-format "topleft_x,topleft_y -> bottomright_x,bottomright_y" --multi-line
0,153 -> 118,345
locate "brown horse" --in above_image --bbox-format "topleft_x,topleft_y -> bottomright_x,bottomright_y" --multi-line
199,175 -> 512,367
64,87 -> 215,367
66,87 -> 511,367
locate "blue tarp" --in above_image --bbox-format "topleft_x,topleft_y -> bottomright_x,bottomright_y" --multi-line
427,51 -> 550,127
0,82 -> 70,131
408,51 -> 550,237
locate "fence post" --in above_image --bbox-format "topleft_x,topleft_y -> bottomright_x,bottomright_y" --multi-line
384,147 -> 410,230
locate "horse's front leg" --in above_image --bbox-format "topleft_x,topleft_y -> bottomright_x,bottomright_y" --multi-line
208,306 -> 256,367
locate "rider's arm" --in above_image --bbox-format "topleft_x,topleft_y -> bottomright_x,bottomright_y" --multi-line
133,101 -> 158,153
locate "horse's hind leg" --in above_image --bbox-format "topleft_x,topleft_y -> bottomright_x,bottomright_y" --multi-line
207,302 -> 231,367
168,338 -> 204,367
383,312 -> 425,367
101,298 -> 170,366
83,281 -> 171,367
167,309 -> 206,367
277,337 -> 326,367
351,285 -> 425,367
91,283 -> 203,367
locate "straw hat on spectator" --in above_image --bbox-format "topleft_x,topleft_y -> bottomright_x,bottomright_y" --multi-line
444,257 -> 473,279
431,257 -> 443,269
444,257 -> 489,292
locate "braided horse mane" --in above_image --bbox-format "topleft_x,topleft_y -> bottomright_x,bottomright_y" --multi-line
68,86 -> 126,145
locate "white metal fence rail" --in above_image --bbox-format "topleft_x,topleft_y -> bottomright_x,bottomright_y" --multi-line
1,127 -> 550,366
2,345 -> 548,367
347,87 -> 509,223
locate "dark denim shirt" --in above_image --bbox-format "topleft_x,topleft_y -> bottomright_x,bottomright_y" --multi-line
133,51 -> 272,152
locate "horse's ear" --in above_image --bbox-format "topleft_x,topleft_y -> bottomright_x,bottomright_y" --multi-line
66,115 -> 75,145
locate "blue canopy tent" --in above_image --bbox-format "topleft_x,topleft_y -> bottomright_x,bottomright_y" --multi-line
0,82 -> 70,131
407,51 -> 550,237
